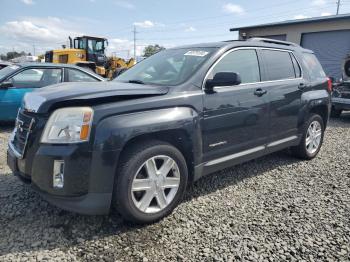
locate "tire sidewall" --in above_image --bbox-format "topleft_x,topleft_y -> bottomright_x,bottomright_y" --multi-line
116,143 -> 188,223
302,114 -> 325,159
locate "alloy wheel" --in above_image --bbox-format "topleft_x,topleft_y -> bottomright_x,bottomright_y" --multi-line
131,155 -> 181,213
305,120 -> 322,154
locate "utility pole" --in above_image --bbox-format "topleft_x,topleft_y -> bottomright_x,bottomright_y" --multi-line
133,25 -> 137,61
33,44 -> 36,56
336,0 -> 340,15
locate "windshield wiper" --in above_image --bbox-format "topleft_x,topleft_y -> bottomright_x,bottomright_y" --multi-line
128,79 -> 145,85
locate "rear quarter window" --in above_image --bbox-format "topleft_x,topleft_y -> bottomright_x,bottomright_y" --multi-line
261,49 -> 296,81
302,53 -> 326,81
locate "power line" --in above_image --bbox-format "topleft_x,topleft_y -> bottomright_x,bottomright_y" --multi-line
139,4 -> 335,42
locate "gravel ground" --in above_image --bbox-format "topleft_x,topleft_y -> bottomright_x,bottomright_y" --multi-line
0,115 -> 350,262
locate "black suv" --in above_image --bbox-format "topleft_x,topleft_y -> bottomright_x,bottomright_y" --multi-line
7,38 -> 331,223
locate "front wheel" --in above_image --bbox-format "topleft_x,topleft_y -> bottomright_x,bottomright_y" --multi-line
113,140 -> 188,224
291,114 -> 324,160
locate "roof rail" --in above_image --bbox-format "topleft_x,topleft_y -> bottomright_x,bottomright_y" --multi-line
248,37 -> 299,47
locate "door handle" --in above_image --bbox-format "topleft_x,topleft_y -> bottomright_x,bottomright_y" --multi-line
254,88 -> 267,97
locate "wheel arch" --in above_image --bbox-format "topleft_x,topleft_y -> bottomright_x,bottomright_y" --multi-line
301,90 -> 331,129
118,129 -> 195,183
309,104 -> 329,127
92,107 -> 202,188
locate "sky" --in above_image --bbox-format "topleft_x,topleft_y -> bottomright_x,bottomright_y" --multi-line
1,0 -> 350,58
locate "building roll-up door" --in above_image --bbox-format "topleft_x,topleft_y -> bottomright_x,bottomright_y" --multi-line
301,30 -> 350,80
256,34 -> 287,41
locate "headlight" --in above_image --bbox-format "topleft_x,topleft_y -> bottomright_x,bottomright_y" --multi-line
41,107 -> 93,144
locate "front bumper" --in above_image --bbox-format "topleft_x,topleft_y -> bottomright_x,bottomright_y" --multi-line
7,143 -> 121,215
332,97 -> 350,110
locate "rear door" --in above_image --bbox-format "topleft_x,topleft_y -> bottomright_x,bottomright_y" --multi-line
259,49 -> 303,145
0,68 -> 62,121
202,48 -> 270,165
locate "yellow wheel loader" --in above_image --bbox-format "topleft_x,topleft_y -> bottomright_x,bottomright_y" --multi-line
45,36 -> 135,78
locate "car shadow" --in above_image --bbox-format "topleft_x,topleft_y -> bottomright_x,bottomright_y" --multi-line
0,147 -> 302,257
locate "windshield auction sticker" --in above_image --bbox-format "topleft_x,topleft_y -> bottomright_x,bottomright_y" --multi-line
184,51 -> 209,57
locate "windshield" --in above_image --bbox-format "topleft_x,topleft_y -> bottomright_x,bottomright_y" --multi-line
0,65 -> 20,79
114,47 -> 218,86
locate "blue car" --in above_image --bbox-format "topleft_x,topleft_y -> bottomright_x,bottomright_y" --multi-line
0,63 -> 105,121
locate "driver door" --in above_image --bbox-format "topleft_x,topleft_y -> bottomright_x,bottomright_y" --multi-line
202,48 -> 270,165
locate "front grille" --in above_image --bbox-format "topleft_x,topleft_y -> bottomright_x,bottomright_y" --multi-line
10,110 -> 35,158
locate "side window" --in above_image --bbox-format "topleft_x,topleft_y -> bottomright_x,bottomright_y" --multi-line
302,53 -> 326,81
10,68 -> 62,88
67,69 -> 99,82
262,50 -> 295,81
290,53 -> 301,78
210,49 -> 260,84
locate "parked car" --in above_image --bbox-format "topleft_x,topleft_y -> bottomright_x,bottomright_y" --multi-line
331,55 -> 350,117
0,63 -> 105,121
331,82 -> 350,117
7,38 -> 331,224
0,61 -> 13,70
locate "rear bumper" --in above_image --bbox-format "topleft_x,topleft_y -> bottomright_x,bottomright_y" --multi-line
332,97 -> 350,110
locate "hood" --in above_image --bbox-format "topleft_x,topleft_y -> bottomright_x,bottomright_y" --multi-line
23,81 -> 169,113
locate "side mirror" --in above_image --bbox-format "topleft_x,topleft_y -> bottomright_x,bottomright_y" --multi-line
0,80 -> 13,89
205,72 -> 241,92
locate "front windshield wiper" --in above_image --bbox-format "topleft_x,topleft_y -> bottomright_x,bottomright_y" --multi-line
128,79 -> 145,85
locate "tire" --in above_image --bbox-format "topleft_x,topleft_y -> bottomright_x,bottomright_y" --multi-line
291,114 -> 324,160
113,140 -> 188,224
330,107 -> 342,118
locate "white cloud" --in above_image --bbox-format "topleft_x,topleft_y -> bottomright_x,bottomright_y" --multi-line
185,26 -> 196,32
294,14 -> 309,19
0,17 -> 82,44
321,12 -> 332,16
222,3 -> 244,15
114,1 -> 135,9
133,20 -> 154,28
107,38 -> 143,57
21,0 -> 35,5
311,0 -> 326,6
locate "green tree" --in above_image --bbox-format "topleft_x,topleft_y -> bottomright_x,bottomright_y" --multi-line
143,44 -> 165,57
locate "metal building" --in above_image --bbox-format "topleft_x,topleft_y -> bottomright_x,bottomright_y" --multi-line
230,14 -> 350,80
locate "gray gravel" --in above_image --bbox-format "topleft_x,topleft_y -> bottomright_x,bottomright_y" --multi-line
1,115 -> 350,261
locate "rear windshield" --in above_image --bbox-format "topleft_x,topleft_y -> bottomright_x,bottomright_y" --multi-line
302,53 -> 326,81
0,65 -> 20,79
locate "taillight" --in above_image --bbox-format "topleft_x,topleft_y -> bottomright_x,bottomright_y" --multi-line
327,77 -> 332,92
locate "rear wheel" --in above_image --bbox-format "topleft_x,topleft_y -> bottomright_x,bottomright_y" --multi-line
291,114 -> 324,160
113,140 -> 188,224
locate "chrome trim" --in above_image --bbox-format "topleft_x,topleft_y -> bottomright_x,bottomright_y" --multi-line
8,117 -> 35,159
202,46 -> 304,90
8,139 -> 22,158
205,146 -> 265,167
209,141 -> 227,147
267,135 -> 298,147
205,135 -> 299,167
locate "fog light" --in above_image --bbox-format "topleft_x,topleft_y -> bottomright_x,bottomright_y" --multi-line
53,160 -> 64,188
